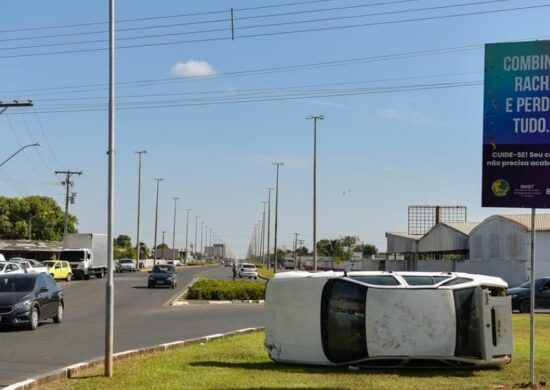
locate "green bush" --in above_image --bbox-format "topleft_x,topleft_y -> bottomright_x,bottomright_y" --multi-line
186,279 -> 265,300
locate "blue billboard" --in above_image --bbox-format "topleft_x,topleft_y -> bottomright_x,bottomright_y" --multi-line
483,40 -> 550,208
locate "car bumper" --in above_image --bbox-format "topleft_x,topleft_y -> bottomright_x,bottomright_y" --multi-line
149,279 -> 174,286
0,307 -> 32,325
239,272 -> 258,278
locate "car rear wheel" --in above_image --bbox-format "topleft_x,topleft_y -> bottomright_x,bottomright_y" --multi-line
53,303 -> 63,323
97,269 -> 104,279
66,273 -> 72,282
27,307 -> 39,330
519,300 -> 530,313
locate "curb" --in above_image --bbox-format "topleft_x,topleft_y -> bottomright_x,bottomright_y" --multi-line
5,327 -> 265,389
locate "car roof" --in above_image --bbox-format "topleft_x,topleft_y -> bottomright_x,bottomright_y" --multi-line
0,273 -> 39,279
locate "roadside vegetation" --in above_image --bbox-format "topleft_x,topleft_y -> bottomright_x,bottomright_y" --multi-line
257,265 -> 275,279
185,278 -> 265,300
45,315 -> 548,390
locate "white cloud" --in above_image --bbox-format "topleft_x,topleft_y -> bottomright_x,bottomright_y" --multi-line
170,60 -> 217,77
377,108 -> 446,128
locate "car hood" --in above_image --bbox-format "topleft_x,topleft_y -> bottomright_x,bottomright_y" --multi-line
0,292 -> 33,305
508,287 -> 529,295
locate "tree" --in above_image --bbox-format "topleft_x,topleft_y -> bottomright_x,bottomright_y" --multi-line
296,246 -> 309,256
360,244 -> 378,258
113,234 -> 135,259
0,196 -> 77,241
115,234 -> 132,248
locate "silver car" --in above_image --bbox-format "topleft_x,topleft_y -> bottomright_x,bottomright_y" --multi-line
115,259 -> 137,273
265,271 -> 512,368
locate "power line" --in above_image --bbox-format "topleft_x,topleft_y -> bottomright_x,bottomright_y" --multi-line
0,2 -> 544,60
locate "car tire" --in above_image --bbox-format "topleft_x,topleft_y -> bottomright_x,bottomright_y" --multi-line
254,277 -> 257,280
97,269 -> 104,279
84,273 -> 91,280
50,273 -> 55,279
27,306 -> 39,331
519,300 -> 530,313
66,273 -> 72,282
53,303 -> 63,323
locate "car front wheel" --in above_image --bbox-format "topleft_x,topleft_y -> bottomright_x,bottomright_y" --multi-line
53,303 -> 63,323
519,300 -> 530,313
28,307 -> 39,330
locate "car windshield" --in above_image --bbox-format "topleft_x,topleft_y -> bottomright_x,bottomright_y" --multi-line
120,260 -> 133,264
519,281 -> 531,288
0,276 -> 35,292
59,250 -> 86,262
242,264 -> 255,269
0,264 -> 5,272
152,266 -> 173,273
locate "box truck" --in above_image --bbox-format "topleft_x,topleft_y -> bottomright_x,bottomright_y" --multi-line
60,233 -> 108,279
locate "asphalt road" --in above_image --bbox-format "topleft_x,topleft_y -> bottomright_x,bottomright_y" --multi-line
0,265 -> 265,387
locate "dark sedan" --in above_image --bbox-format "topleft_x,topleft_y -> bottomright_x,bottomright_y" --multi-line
148,265 -> 177,289
0,274 -> 63,330
508,277 -> 550,312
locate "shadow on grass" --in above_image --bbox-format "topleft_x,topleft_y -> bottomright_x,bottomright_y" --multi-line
189,361 -> 492,379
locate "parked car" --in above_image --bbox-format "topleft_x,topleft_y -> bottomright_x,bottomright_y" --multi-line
115,259 -> 137,273
508,277 -> 550,312
148,264 -> 177,288
264,271 -> 513,368
224,259 -> 233,267
0,262 -> 26,275
42,260 -> 73,282
10,259 -> 48,274
0,273 -> 63,330
238,263 -> 258,279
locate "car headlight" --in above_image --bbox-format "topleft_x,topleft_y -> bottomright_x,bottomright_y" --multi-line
14,300 -> 32,310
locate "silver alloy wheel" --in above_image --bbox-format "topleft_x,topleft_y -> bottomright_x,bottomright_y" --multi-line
30,307 -> 39,330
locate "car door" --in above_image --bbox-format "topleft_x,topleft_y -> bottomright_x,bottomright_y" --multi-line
54,262 -> 63,279
536,279 -> 550,309
34,275 -> 53,318
45,275 -> 60,313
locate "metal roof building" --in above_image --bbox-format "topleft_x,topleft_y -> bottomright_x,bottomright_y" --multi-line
0,239 -> 62,261
417,222 -> 479,259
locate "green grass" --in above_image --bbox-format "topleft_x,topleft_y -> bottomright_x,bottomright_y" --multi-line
45,315 -> 549,390
257,266 -> 275,279
185,278 -> 265,300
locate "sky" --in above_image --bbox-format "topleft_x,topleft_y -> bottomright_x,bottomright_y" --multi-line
1,0 -> 549,258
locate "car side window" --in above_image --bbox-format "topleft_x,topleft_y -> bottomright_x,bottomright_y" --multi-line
9,264 -> 19,271
35,276 -> 48,292
55,262 -> 61,269
45,276 -> 56,290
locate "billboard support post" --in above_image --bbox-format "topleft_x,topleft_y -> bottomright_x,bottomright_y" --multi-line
530,208 -> 536,387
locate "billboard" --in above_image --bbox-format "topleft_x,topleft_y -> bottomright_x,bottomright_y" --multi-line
483,40 -> 550,208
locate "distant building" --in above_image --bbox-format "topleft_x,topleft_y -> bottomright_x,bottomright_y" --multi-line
0,239 -> 62,261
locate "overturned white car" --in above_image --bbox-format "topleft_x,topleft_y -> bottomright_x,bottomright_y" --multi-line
264,271 -> 512,368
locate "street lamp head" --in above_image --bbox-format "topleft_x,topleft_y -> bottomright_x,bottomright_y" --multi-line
306,115 -> 324,120
135,150 -> 147,154
31,142 -> 41,147
273,161 -> 284,166
154,177 -> 163,182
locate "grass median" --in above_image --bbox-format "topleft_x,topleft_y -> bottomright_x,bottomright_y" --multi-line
185,278 -> 265,301
45,315 -> 548,390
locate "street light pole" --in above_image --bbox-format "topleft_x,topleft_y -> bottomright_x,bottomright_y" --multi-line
135,150 -> 146,268
172,197 -> 179,263
306,114 -> 324,271
261,201 -> 267,266
153,178 -> 163,266
194,215 -> 199,260
265,187 -> 273,269
273,162 -> 284,273
0,143 -> 40,168
185,209 -> 191,264
200,221 -> 204,259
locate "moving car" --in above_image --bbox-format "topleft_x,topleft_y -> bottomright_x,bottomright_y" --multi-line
238,263 -> 258,279
43,260 -> 73,282
0,262 -> 26,275
148,264 -> 177,288
0,274 -> 63,330
265,271 -> 512,368
508,277 -> 550,312
115,259 -> 137,273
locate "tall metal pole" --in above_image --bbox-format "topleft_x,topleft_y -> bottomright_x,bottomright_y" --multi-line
200,221 -> 204,259
172,198 -> 179,262
204,224 -> 208,258
185,209 -> 191,264
307,114 -> 324,271
273,162 -> 283,273
135,150 -> 146,268
261,201 -> 267,266
105,0 -> 116,377
294,232 -> 299,265
266,187 -> 273,269
529,208 -> 536,387
153,178 -> 163,266
194,215 -> 199,259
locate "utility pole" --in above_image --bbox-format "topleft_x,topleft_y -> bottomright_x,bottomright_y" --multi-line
298,239 -> 304,269
200,221 -> 204,259
261,201 -> 267,266
185,209 -> 191,264
55,170 -> 83,235
153,178 -> 163,266
306,114 -> 324,271
194,215 -> 199,260
294,232 -> 299,265
172,198 -> 179,263
265,187 -> 273,269
135,150 -> 146,268
0,100 -> 33,116
273,162 -> 284,273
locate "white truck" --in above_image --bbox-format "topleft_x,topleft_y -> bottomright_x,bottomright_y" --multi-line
60,233 -> 108,279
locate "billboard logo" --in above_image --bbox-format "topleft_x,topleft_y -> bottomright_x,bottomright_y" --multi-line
491,179 -> 510,197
